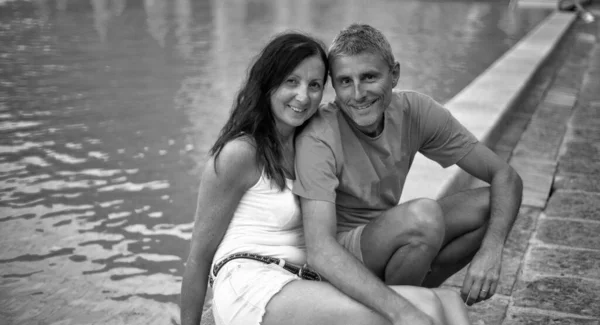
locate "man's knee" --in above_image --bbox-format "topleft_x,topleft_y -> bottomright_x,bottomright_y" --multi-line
364,198 -> 445,259
404,199 -> 445,248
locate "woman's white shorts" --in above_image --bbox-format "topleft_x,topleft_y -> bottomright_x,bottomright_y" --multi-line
211,259 -> 300,325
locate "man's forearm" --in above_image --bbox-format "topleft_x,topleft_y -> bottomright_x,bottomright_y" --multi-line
482,166 -> 523,248
308,237 -> 420,322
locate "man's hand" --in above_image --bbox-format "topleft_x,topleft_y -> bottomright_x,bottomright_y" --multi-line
460,246 -> 503,305
455,143 -> 521,306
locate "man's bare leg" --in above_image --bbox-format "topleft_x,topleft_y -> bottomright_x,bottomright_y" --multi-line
360,198 -> 446,285
359,187 -> 490,287
422,187 -> 491,288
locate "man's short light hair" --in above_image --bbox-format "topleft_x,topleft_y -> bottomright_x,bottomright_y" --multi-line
328,23 -> 395,69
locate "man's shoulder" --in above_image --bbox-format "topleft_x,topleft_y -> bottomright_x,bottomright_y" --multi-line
389,90 -> 441,122
391,90 -> 435,108
299,102 -> 342,141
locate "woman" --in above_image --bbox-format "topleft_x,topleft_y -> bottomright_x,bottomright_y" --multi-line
180,32 -> 472,325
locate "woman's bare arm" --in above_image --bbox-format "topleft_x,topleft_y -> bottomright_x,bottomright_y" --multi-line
180,138 -> 260,325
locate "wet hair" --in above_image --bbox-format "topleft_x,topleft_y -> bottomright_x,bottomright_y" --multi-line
210,32 -> 329,190
328,23 -> 395,69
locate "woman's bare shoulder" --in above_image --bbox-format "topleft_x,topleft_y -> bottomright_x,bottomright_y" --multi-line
205,135 -> 261,188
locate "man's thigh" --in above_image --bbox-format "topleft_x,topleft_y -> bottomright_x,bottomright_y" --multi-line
358,199 -> 445,278
437,187 -> 491,246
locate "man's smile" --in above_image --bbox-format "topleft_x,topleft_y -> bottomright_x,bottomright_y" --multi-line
350,98 -> 379,111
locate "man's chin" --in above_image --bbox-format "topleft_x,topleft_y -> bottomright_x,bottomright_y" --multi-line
353,118 -> 378,130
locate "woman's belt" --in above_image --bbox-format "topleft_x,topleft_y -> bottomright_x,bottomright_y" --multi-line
209,252 -> 322,287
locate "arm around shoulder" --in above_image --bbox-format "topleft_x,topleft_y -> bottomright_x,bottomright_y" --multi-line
180,138 -> 260,325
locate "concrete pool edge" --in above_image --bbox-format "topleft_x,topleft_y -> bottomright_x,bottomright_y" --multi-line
432,11 -> 578,199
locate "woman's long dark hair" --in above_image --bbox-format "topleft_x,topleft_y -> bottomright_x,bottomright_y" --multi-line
210,32 -> 329,190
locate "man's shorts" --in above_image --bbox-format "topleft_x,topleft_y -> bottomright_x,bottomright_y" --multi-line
336,225 -> 366,263
212,259 -> 299,325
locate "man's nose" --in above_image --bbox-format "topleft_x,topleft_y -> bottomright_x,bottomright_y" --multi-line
353,83 -> 366,101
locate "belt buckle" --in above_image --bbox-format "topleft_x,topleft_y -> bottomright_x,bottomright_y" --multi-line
299,264 -> 321,281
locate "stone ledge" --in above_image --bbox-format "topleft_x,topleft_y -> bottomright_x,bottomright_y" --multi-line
443,207 -> 542,296
535,217 -> 600,249
468,294 -> 510,325
545,190 -> 600,221
553,173 -> 600,192
510,157 -> 556,208
524,245 -> 600,280
503,307 -> 600,325
511,276 -> 600,317
433,12 -> 577,199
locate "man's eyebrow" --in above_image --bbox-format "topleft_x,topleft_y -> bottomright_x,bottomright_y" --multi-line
334,73 -> 350,80
360,69 -> 381,76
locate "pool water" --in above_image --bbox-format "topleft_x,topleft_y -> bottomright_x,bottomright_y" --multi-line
0,0 -> 550,324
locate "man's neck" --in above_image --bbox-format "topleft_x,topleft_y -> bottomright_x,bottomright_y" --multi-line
357,117 -> 385,138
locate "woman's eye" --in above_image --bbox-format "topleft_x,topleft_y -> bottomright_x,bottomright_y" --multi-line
286,78 -> 298,85
309,82 -> 322,90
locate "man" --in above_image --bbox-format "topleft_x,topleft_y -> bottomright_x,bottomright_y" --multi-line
293,23 -> 523,320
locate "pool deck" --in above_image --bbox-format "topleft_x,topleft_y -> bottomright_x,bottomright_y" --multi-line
441,4 -> 600,324
2,3 -> 600,325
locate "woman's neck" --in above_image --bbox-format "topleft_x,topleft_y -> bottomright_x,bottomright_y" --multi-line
276,128 -> 295,147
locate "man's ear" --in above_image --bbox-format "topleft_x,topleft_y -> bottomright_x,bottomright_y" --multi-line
392,62 -> 400,87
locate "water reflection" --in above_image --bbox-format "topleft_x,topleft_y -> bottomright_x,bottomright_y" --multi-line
0,0 -> 551,323
91,0 -> 113,42
144,0 -> 168,47
174,0 -> 193,59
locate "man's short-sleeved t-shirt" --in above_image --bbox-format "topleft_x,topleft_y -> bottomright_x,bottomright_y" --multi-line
293,90 -> 478,232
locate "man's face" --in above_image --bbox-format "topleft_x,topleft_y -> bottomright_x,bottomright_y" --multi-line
331,52 -> 399,135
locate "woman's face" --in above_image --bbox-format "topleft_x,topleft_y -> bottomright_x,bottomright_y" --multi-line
270,55 -> 326,135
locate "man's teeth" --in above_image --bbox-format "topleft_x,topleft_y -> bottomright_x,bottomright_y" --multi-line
355,99 -> 377,110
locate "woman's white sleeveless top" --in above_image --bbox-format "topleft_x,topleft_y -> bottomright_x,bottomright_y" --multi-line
212,170 -> 306,267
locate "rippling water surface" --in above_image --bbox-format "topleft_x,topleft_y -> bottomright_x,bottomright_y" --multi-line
0,0 -> 550,324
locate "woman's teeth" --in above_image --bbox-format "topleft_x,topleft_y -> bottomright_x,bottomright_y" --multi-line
289,105 -> 306,113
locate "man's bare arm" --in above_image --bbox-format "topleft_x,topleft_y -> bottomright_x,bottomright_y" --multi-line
457,142 -> 523,300
301,198 -> 434,325
458,143 -> 523,251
